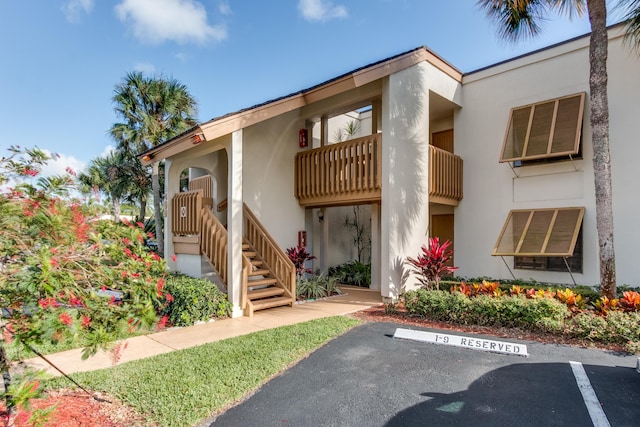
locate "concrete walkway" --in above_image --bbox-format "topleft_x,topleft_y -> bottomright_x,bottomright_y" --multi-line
22,286 -> 382,377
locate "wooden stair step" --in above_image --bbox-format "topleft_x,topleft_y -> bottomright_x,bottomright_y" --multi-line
243,251 -> 257,257
249,268 -> 270,277
251,260 -> 263,267
247,287 -> 285,299
242,243 -> 250,250
248,296 -> 293,311
247,278 -> 277,287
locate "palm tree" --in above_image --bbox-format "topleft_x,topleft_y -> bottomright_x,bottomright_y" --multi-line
478,0 -> 640,298
78,151 -> 132,221
116,151 -> 152,221
110,72 -> 198,256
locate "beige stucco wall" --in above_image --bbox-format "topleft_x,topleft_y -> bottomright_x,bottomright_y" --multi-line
380,61 -> 462,298
242,110 -> 306,251
456,30 -> 639,286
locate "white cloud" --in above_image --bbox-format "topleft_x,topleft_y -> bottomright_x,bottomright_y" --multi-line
62,0 -> 94,23
133,62 -> 156,74
40,150 -> 86,178
99,145 -> 116,157
115,0 -> 227,45
298,0 -> 348,22
174,52 -> 189,62
218,0 -> 232,16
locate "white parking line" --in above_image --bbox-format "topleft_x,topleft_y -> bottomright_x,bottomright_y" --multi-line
570,361 -> 611,427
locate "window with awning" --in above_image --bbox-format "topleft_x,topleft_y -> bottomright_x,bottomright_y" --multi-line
493,207 -> 584,257
499,93 -> 585,163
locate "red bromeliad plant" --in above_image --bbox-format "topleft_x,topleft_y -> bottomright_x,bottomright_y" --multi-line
0,146 -> 169,424
406,237 -> 458,290
286,245 -> 316,278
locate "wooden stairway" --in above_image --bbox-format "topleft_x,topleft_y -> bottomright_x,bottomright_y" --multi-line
172,177 -> 296,317
242,241 -> 294,316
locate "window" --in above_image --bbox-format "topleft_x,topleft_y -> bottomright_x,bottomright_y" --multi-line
514,227 -> 583,273
493,207 -> 584,266
500,93 -> 585,163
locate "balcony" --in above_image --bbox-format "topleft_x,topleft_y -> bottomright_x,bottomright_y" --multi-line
295,134 -> 382,208
294,134 -> 463,208
428,145 -> 463,206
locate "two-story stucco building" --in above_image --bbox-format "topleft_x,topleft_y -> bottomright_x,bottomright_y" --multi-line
141,23 -> 639,317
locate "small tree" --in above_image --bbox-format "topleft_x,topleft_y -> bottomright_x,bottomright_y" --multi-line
0,146 -> 168,424
333,119 -> 361,143
344,206 -> 371,263
406,237 -> 458,290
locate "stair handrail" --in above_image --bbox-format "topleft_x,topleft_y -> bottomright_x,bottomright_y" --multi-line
242,204 -> 296,302
199,206 -> 252,311
199,207 -> 229,285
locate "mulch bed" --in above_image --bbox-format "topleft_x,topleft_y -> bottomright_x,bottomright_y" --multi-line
0,389 -> 152,427
351,303 -> 630,353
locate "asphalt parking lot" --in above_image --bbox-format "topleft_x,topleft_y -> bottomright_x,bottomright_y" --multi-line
209,322 -> 639,426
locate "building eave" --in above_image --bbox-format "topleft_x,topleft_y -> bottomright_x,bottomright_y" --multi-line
139,46 -> 462,164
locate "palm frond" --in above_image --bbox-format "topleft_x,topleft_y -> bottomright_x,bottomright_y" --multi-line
477,0 -> 586,41
619,0 -> 640,53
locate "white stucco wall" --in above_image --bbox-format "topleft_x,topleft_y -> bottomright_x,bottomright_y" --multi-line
380,63 -> 429,298
311,205 -> 372,270
164,142 -> 229,274
456,30 -> 640,286
242,110 -> 306,251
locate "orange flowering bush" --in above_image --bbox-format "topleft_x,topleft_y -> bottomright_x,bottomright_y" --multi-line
0,146 -> 168,424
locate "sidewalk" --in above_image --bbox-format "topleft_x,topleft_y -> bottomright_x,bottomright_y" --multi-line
22,286 -> 382,377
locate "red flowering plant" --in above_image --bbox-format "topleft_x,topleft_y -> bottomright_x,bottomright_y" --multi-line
406,237 -> 458,290
0,146 -> 169,424
286,246 -> 316,278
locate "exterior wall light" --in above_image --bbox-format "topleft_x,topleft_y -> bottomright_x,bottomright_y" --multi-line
191,133 -> 205,144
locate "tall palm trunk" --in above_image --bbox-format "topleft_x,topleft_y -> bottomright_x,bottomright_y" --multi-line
138,198 -> 147,222
152,161 -> 164,256
113,199 -> 121,223
587,0 -> 616,298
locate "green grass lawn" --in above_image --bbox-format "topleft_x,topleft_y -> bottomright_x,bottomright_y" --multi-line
48,316 -> 361,427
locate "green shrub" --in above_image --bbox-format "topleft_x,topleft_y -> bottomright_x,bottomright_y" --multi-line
567,311 -> 640,344
328,261 -> 371,287
404,290 -> 470,322
404,289 -> 569,332
297,275 -> 343,300
158,274 -> 231,326
466,295 -> 568,332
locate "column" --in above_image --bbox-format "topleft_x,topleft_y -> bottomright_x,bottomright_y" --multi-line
227,129 -> 244,318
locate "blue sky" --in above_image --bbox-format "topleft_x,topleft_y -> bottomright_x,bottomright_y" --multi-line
1,0 -> 613,176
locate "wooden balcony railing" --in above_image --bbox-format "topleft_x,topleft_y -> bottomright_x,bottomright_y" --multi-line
243,204 -> 296,304
295,134 -> 382,207
428,145 -> 463,206
188,175 -> 213,208
295,135 -> 463,207
171,190 -> 203,236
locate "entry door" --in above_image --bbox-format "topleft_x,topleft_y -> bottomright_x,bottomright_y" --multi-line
432,129 -> 454,153
431,214 -> 454,267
